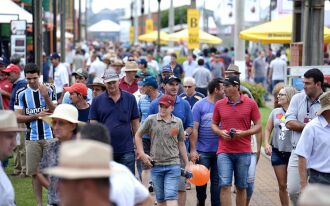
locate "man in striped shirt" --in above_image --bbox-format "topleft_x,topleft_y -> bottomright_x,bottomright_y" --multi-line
211,75 -> 261,206
15,63 -> 57,206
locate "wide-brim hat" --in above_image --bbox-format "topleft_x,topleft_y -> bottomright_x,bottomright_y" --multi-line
42,104 -> 85,126
0,110 -> 26,132
88,77 -> 106,88
43,140 -> 113,179
225,64 -> 241,74
316,91 -> 330,115
122,61 -> 139,72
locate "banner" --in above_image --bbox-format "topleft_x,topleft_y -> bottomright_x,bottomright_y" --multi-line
145,19 -> 153,34
129,26 -> 134,44
188,9 -> 200,49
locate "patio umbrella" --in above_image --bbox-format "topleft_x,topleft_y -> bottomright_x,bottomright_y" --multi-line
240,14 -> 330,44
138,31 -> 169,44
168,29 -> 222,44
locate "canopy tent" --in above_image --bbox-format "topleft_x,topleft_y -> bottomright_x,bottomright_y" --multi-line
88,20 -> 120,32
56,31 -> 74,39
138,31 -> 169,44
240,14 -> 330,44
168,29 -> 223,44
0,0 -> 32,23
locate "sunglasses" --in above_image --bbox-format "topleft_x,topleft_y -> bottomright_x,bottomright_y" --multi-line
184,86 -> 193,88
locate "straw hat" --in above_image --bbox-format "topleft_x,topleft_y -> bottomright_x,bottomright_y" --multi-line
225,64 -> 241,74
42,104 -> 85,126
111,58 -> 125,66
88,77 -> 106,88
0,110 -> 26,132
122,61 -> 139,72
316,91 -> 330,115
43,140 -> 113,179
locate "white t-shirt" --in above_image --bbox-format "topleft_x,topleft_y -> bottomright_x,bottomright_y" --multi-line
0,161 -> 15,206
89,58 -> 106,78
54,63 -> 69,94
270,57 -> 287,81
109,161 -> 149,206
183,60 -> 197,78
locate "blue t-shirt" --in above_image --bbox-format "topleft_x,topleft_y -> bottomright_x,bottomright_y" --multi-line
192,98 -> 218,152
10,79 -> 27,110
78,106 -> 90,122
149,95 -> 193,130
179,92 -> 205,108
89,91 -> 139,153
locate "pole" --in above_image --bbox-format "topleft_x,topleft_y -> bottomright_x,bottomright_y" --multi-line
148,0 -> 151,19
234,0 -> 245,80
134,0 -> 139,44
32,0 -> 43,70
302,0 -> 324,65
157,0 -> 161,58
53,0 -> 57,53
292,0 -> 304,42
60,0 -> 66,62
191,0 -> 196,9
78,0 -> 81,42
168,0 -> 174,47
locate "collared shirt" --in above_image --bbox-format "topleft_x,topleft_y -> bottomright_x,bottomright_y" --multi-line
0,78 -> 12,109
39,140 -> 60,204
192,66 -> 212,88
183,60 -> 197,78
212,95 -> 261,154
192,97 -> 218,152
53,63 -> 69,94
285,91 -> 321,146
89,90 -> 139,153
179,92 -> 204,108
9,78 -> 27,110
295,115 -> 330,173
149,95 -> 193,130
119,77 -> 138,94
138,114 -> 184,165
15,84 -> 56,141
0,161 -> 15,206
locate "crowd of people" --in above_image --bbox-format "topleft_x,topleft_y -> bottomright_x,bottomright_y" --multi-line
0,41 -> 330,206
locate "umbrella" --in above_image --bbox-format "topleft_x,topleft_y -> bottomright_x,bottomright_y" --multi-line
168,29 -> 222,44
88,20 -> 120,32
138,31 -> 169,44
0,0 -> 32,23
240,14 -> 330,44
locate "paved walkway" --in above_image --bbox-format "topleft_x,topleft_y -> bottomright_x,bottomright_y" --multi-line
186,153 -> 281,206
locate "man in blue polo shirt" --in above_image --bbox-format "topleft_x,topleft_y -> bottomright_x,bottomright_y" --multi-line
89,69 -> 140,174
149,75 -> 193,206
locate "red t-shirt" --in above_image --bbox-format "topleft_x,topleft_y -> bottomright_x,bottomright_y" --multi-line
212,95 -> 260,153
119,77 -> 138,94
0,79 -> 13,109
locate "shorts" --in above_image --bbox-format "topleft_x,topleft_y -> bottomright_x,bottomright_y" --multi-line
217,152 -> 251,189
26,139 -> 50,176
142,139 -> 151,170
271,147 -> 291,166
151,164 -> 181,203
178,157 -> 186,191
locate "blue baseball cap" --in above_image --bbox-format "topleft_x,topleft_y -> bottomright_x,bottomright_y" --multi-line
0,57 -> 9,66
137,76 -> 158,88
50,53 -> 61,60
138,58 -> 148,66
161,65 -> 172,73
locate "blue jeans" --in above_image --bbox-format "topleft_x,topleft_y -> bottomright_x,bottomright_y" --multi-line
196,152 -> 220,206
113,151 -> 135,174
151,164 -> 181,202
217,153 -> 251,188
247,153 -> 257,200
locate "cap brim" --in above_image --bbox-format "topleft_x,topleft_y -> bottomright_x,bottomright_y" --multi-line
43,167 -> 111,179
63,87 -> 73,93
166,78 -> 181,84
223,80 -> 235,86
316,106 -> 330,115
42,115 -> 86,126
103,78 -> 119,83
137,81 -> 145,86
225,70 -> 241,74
159,102 -> 171,107
88,83 -> 106,88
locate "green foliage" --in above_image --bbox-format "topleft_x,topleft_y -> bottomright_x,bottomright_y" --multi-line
177,56 -> 186,65
161,6 -> 188,28
241,81 -> 266,107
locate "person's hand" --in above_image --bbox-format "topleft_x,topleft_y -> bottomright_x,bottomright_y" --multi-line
189,150 -> 199,163
220,130 -> 231,140
137,152 -> 153,167
37,110 -> 52,118
233,129 -> 246,139
184,162 -> 192,173
39,84 -> 49,97
264,144 -> 272,156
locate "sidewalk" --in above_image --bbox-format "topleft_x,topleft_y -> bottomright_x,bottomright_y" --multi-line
186,153 -> 281,206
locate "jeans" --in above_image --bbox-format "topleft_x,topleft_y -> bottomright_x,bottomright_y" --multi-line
113,151 -> 135,175
196,152 -> 220,206
308,169 -> 330,185
247,153 -> 257,200
217,153 -> 251,188
151,164 -> 181,202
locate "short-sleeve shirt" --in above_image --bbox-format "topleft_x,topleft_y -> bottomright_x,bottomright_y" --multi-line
138,114 -> 184,165
89,90 -> 139,153
212,95 -> 261,153
54,63 -> 69,94
15,84 -> 56,141
149,95 -> 193,130
295,115 -> 330,173
0,79 -> 12,109
269,107 -> 293,152
270,57 -> 287,81
0,161 -> 15,206
192,66 -> 212,88
9,78 -> 27,110
253,57 -> 267,78
78,106 -> 90,122
39,140 -> 60,204
171,63 -> 184,78
285,92 -> 321,146
119,77 -> 138,94
180,92 -> 205,108
192,98 -> 218,152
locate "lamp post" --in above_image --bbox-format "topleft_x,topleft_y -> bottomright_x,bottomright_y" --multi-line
157,0 -> 161,59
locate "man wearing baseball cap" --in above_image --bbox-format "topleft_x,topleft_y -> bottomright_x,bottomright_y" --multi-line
137,58 -> 157,78
62,68 -> 93,105
136,95 -> 190,205
64,83 -> 90,122
0,110 -> 26,205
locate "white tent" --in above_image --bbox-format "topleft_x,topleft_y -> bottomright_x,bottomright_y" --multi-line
0,0 -> 32,23
88,20 -> 120,32
56,30 -> 74,39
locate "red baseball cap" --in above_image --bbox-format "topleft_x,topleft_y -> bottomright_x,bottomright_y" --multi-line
64,83 -> 88,97
159,95 -> 175,107
2,64 -> 21,73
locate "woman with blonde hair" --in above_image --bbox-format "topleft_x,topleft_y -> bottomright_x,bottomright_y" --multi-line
264,86 -> 297,206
